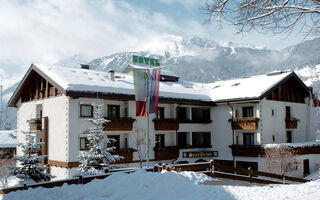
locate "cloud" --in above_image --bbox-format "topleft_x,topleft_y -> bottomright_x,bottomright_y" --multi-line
0,0 -> 303,76
0,0 -> 190,69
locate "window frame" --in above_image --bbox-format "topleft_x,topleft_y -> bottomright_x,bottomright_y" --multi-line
242,106 -> 254,117
107,105 -> 120,119
80,104 -> 93,118
155,134 -> 165,148
156,107 -> 165,119
80,137 -> 89,150
243,133 -> 254,146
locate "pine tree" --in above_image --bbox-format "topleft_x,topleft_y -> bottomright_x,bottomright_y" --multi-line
9,119 -> 53,184
78,104 -> 122,175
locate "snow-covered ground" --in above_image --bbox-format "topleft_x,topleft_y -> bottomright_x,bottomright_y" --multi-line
2,170 -> 320,200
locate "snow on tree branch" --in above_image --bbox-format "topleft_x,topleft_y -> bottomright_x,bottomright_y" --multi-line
8,120 -> 53,184
77,104 -> 122,176
203,0 -> 320,37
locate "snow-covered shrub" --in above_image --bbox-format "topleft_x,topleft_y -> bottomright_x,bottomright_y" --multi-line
77,104 -> 122,176
9,120 -> 53,184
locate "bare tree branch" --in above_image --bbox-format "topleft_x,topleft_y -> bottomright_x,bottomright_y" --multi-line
203,0 -> 320,38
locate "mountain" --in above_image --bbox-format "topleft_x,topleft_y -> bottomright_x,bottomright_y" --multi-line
2,36 -> 320,130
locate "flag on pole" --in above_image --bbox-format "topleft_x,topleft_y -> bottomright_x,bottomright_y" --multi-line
133,67 -> 161,117
149,68 -> 161,114
133,68 -> 148,117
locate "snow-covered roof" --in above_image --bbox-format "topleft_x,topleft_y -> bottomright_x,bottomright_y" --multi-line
206,71 -> 293,102
33,63 -> 211,102
0,131 -> 17,148
9,63 -> 307,106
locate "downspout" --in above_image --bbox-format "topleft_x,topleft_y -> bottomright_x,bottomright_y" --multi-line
227,102 -> 236,167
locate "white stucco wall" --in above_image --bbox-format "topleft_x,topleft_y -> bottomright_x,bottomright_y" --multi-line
260,99 -> 309,144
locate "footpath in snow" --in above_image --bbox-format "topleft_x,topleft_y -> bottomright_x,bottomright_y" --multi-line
1,170 -> 320,200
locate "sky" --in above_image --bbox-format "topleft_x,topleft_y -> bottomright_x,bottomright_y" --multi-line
0,0 -> 307,78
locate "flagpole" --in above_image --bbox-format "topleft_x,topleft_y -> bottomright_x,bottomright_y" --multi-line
146,69 -> 150,168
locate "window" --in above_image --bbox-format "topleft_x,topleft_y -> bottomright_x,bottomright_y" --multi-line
242,107 -> 253,117
243,133 -> 254,146
192,108 -> 211,121
155,134 -> 165,148
286,131 -> 292,143
177,107 -> 187,120
108,105 -> 120,119
177,132 -> 188,147
80,137 -> 89,150
80,104 -> 93,117
107,135 -> 120,150
286,106 -> 291,118
272,109 -> 275,116
192,132 -> 211,148
236,136 -> 239,145
272,135 -> 275,143
156,107 -> 165,119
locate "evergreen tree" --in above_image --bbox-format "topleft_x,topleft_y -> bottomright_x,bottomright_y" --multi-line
9,119 -> 53,184
78,104 -> 121,175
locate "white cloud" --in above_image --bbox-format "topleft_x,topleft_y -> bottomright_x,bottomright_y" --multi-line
0,0 -> 303,75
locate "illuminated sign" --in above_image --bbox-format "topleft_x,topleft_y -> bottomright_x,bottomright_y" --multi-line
132,55 -> 160,66
182,151 -> 218,158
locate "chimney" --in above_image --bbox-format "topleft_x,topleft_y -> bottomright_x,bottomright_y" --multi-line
108,70 -> 115,81
81,64 -> 90,70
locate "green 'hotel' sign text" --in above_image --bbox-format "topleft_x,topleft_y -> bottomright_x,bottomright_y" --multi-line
132,55 -> 160,66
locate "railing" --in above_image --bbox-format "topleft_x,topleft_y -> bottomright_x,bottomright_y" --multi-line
285,118 -> 299,129
154,146 -> 180,160
29,118 -> 41,131
153,118 -> 179,131
230,117 -> 259,130
229,145 -> 262,157
103,118 -> 135,131
0,161 -> 309,194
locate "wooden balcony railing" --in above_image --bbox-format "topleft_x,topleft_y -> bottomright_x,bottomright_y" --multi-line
230,117 -> 259,130
153,118 -> 179,131
154,146 -> 180,160
285,118 -> 299,129
229,145 -> 262,157
29,118 -> 42,131
103,118 -> 135,131
112,148 -> 136,164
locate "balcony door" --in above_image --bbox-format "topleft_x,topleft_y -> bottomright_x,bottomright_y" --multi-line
107,135 -> 120,150
243,133 -> 254,146
155,134 -> 165,148
177,107 -> 187,121
177,132 -> 188,147
242,107 -> 253,117
108,105 -> 120,119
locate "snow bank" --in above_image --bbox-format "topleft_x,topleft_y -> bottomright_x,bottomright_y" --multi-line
2,170 -> 320,200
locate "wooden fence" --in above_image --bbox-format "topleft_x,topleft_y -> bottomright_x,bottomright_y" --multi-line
0,161 -> 309,195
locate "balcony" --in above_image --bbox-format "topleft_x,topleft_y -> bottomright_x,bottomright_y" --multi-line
154,146 -> 180,161
29,118 -> 42,131
112,148 -> 136,164
229,145 -> 262,157
285,118 -> 299,129
153,118 -> 179,131
103,118 -> 135,131
230,117 -> 259,130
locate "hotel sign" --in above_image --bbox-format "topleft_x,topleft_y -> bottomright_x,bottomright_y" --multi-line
182,151 -> 218,158
132,55 -> 160,66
